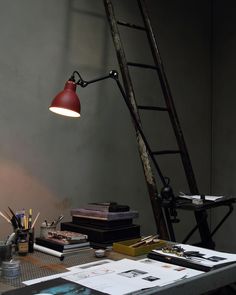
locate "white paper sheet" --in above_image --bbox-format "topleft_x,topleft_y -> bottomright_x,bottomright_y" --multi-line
23,271 -> 73,286
63,258 -> 185,295
179,194 -> 224,201
67,259 -> 113,270
139,258 -> 204,279
23,259 -> 113,286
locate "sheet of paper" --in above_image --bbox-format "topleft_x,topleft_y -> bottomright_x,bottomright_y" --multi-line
67,259 -> 113,270
23,259 -> 113,286
179,195 -> 224,201
23,271 -> 73,286
63,258 -> 185,295
139,258 -> 204,279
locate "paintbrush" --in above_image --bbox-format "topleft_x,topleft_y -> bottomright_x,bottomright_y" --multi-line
8,207 -> 22,229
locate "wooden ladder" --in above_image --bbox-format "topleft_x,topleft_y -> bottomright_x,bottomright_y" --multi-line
103,0 -> 215,248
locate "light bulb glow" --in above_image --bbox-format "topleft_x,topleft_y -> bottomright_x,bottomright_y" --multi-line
49,106 -> 80,118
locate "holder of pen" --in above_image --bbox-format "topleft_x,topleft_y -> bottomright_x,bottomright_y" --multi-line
40,224 -> 57,239
0,241 -> 12,265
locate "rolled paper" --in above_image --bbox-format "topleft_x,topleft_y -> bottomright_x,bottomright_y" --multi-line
33,244 -> 64,260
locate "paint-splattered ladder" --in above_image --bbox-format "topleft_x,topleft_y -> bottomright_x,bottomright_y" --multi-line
103,0 -> 223,249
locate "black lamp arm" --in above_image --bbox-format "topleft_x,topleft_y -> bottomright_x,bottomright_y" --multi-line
69,69 -> 168,187
69,70 -> 117,88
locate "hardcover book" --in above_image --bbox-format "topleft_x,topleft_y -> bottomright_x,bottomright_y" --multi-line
48,230 -> 88,242
72,216 -> 133,228
2,277 -> 108,294
61,222 -> 140,243
70,208 -> 139,221
84,202 -> 130,212
35,237 -> 90,252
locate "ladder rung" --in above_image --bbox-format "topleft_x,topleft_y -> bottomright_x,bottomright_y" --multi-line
152,150 -> 181,156
117,20 -> 146,31
138,105 -> 168,111
127,62 -> 158,70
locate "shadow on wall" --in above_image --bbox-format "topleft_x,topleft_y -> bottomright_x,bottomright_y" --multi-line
0,0 -> 150,238
0,159 -> 72,238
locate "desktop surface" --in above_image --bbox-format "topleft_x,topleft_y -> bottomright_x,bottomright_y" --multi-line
0,248 -> 235,295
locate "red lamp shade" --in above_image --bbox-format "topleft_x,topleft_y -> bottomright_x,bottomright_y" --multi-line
49,80 -> 81,117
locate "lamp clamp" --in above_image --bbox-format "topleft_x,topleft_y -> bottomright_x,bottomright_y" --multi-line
160,177 -> 179,223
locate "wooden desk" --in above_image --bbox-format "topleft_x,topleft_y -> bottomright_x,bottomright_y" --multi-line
0,249 -> 235,295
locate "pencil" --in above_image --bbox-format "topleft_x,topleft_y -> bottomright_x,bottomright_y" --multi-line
3,210 -> 11,220
31,212 -> 40,228
0,211 -> 11,223
28,208 -> 32,229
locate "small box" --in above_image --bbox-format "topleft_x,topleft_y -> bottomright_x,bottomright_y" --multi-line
40,225 -> 57,239
113,238 -> 166,256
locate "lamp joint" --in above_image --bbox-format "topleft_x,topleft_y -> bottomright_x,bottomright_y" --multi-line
109,70 -> 118,80
77,80 -> 88,88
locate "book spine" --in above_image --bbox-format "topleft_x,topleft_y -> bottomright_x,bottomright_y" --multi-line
62,246 -> 91,253
35,238 -> 90,251
84,204 -> 130,212
72,216 -> 133,228
61,222 -> 140,242
84,205 -> 110,212
70,209 -> 139,221
35,239 -> 64,251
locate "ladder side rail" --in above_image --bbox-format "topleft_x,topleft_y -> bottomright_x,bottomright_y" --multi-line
103,0 -> 170,240
137,0 -> 199,195
138,0 -> 215,248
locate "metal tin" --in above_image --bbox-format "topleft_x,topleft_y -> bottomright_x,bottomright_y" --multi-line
2,260 -> 20,279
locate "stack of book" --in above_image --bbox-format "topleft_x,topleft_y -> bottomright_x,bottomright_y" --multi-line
60,202 -> 141,248
35,230 -> 90,254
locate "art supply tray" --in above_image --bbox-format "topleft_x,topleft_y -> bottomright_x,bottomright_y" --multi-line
113,238 -> 166,256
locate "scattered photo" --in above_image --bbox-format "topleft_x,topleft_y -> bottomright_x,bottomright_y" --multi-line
208,256 -> 226,262
142,276 -> 160,282
118,269 -> 147,278
139,259 -> 156,264
162,265 -> 172,268
174,267 -> 186,272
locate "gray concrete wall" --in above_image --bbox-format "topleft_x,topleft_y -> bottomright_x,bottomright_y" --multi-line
0,0 -> 212,246
212,0 -> 236,252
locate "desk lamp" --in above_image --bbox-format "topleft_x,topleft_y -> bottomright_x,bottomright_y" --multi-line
49,70 -> 176,239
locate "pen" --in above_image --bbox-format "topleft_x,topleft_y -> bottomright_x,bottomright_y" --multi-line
28,208 -> 32,229
23,215 -> 28,229
54,215 -> 64,226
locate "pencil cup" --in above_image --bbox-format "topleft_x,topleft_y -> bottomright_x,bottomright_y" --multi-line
0,241 -> 12,264
40,225 -> 57,239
